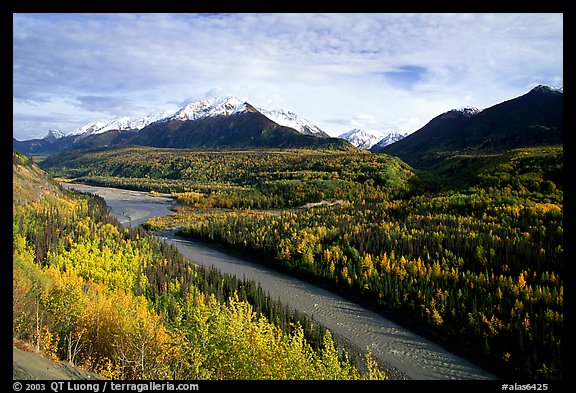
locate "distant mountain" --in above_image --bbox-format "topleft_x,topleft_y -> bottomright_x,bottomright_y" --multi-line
130,98 -> 349,149
370,132 -> 409,151
67,110 -> 175,137
12,110 -> 173,156
338,129 -> 385,150
258,108 -> 330,137
13,97 -> 348,154
42,129 -> 65,143
338,129 -> 407,151
374,85 -> 563,167
12,137 -> 52,156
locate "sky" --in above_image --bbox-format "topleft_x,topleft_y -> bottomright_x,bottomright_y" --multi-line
13,13 -> 563,140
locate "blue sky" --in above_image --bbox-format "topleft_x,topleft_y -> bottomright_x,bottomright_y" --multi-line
13,13 -> 563,140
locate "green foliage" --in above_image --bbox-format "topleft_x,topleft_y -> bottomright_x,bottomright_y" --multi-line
13,151 -> 33,166
421,146 -> 563,198
39,147 -> 415,208
13,158 -> 376,380
377,87 -> 562,168
31,144 -> 564,380
164,146 -> 561,380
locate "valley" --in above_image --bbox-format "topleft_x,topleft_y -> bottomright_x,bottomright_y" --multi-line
38,142 -> 563,381
14,151 -> 387,381
60,182 -> 496,380
13,85 -> 564,381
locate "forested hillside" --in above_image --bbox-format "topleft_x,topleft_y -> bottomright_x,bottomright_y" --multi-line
13,151 -> 384,380
38,145 -> 564,380
39,147 -> 415,208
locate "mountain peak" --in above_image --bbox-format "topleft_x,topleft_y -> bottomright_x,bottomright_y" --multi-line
339,128 -> 382,139
369,132 -> 408,151
455,107 -> 482,115
444,106 -> 482,118
43,129 -> 65,142
258,107 -> 329,137
528,84 -> 563,95
338,129 -> 408,150
171,96 -> 249,121
338,129 -> 385,149
377,84 -> 562,166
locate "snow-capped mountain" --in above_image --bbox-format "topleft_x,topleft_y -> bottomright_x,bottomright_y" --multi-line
338,129 -> 386,150
128,97 -> 350,150
451,107 -> 482,117
98,110 -> 176,133
67,121 -> 107,136
64,96 -> 329,140
168,96 -> 329,137
531,84 -> 563,94
170,96 -> 254,122
370,132 -> 409,150
42,129 -> 66,143
67,110 -> 175,137
258,108 -> 329,137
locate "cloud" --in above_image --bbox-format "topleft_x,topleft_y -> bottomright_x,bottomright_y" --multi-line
75,96 -> 137,115
13,13 -> 563,139
12,109 -> 93,141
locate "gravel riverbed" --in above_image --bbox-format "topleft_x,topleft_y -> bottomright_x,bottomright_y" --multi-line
61,183 -> 497,380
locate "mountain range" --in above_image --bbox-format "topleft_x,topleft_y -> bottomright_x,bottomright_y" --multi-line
13,97 -> 352,154
372,85 -> 563,167
337,129 -> 384,150
347,130 -> 407,150
126,101 -> 348,150
13,85 -> 562,157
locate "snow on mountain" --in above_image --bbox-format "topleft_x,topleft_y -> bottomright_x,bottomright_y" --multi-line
170,96 -> 249,122
97,110 -> 176,133
64,97 -> 251,138
338,129 -> 385,150
42,129 -> 65,142
452,107 -> 482,116
530,84 -> 563,94
371,132 -> 409,150
67,110 -> 175,137
67,121 -> 108,136
258,108 -> 328,137
62,96 -> 330,140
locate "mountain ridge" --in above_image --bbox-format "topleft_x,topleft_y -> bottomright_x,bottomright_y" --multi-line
13,96 -> 345,154
128,108 -> 351,149
338,129 -> 385,150
13,85 -> 562,156
372,85 -> 563,167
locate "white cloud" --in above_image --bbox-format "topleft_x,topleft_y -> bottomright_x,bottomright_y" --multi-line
13,13 -> 563,140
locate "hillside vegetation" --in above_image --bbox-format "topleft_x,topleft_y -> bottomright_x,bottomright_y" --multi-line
39,145 -> 564,380
377,86 -> 562,168
40,147 -> 415,208
13,151 -> 384,380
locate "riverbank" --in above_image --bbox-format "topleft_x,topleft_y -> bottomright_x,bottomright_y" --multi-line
61,182 -> 497,380
170,231 -> 504,380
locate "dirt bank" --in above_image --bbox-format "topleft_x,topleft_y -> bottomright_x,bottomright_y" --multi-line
13,346 -> 102,380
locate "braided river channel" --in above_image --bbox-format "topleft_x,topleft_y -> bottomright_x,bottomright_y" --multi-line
62,183 -> 497,381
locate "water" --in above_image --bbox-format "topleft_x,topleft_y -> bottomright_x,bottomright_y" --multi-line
61,182 -> 498,380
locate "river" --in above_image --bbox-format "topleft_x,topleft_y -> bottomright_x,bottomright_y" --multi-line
61,182 -> 497,380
